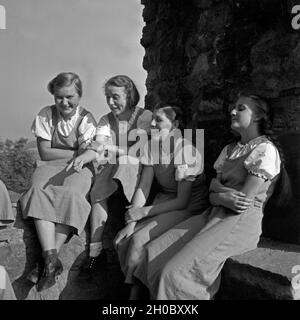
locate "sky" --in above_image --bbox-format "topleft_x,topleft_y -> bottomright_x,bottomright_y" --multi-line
0,0 -> 147,140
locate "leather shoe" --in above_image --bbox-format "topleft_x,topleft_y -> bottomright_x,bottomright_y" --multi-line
81,250 -> 107,275
27,262 -> 43,284
36,249 -> 63,292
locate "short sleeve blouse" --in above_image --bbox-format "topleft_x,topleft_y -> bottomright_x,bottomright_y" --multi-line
31,105 -> 97,146
95,108 -> 152,138
244,142 -> 281,180
140,137 -> 204,182
213,135 -> 281,180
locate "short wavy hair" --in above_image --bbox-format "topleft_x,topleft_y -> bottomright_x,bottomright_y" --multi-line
104,75 -> 140,109
47,72 -> 83,97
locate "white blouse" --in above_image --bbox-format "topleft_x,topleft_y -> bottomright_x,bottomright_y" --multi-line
141,135 -> 204,182
214,135 -> 281,180
31,105 -> 97,146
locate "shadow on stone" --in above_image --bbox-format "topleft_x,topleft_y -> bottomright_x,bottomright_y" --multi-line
6,203 -> 42,300
1,184 -> 142,300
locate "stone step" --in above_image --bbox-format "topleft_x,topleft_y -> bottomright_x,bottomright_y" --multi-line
2,194 -> 300,300
218,238 -> 300,300
0,192 -> 128,300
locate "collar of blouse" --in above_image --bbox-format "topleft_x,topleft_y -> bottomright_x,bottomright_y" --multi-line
57,105 -> 80,124
229,135 -> 268,159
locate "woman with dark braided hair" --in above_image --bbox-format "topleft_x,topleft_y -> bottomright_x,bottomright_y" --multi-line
130,94 -> 291,300
246,95 -> 291,209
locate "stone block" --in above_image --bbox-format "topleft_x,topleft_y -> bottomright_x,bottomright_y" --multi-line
218,238 -> 300,300
0,204 -> 90,300
0,189 -> 129,300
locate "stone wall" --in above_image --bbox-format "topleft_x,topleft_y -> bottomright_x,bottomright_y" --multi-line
141,0 -> 300,243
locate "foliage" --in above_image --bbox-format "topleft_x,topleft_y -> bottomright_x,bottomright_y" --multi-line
0,138 -> 36,193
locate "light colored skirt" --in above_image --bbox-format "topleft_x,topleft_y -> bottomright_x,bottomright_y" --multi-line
90,155 -> 141,204
0,266 -> 16,300
134,202 -> 263,300
117,190 -> 209,284
0,180 -> 15,226
19,159 -> 94,234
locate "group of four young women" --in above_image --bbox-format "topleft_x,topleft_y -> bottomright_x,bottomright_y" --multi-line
1,71 -> 289,299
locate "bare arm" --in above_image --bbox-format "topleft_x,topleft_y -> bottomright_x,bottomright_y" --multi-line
209,174 -> 239,207
209,173 -> 264,213
87,134 -> 126,157
131,165 -> 154,208
125,178 -> 193,222
146,180 -> 192,216
78,141 -> 91,155
37,137 -> 76,161
114,165 -> 154,245
239,174 -> 266,199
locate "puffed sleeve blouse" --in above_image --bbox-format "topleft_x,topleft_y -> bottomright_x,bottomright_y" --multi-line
213,135 -> 281,181
141,136 -> 204,183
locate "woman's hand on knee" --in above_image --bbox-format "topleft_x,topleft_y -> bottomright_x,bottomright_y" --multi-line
114,222 -> 136,247
125,207 -> 149,223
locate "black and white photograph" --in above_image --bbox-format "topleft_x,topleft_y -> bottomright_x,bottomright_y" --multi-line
0,0 -> 300,309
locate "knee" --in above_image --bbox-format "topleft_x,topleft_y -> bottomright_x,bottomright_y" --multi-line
131,231 -> 148,250
127,233 -> 147,265
91,203 -> 108,220
157,262 -> 178,288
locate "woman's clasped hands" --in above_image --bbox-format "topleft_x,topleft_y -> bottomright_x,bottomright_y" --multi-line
219,190 -> 252,214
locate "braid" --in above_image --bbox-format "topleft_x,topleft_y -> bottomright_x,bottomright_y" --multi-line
260,111 -> 293,209
241,93 -> 293,209
263,125 -> 286,170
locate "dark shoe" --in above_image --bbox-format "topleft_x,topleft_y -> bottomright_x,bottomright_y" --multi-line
36,249 -> 63,292
27,262 -> 43,284
81,250 -> 107,274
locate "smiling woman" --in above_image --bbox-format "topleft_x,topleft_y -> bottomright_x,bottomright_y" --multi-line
48,74 -> 82,121
130,94 -> 291,300
68,75 -> 152,275
19,72 -> 97,292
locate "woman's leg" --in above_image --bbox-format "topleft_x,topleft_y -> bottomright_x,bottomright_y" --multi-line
55,223 -> 71,252
81,200 -> 108,272
90,200 -> 108,244
34,218 -> 56,251
32,219 -> 63,291
122,210 -> 192,285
